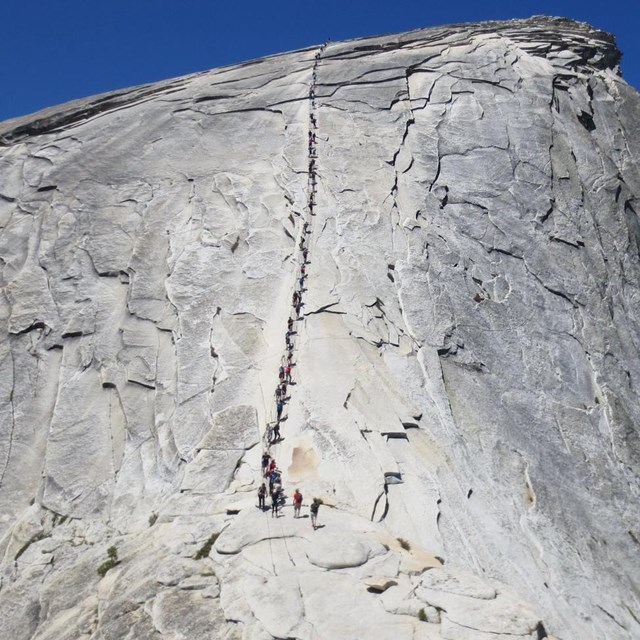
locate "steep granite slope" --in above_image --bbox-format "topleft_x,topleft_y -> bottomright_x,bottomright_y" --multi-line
0,16 -> 639,640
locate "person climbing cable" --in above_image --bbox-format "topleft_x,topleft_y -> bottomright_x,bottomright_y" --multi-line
261,452 -> 270,476
293,489 -> 303,518
271,489 -> 279,517
310,498 -> 320,530
258,482 -> 267,510
272,422 -> 281,443
279,365 -> 285,381
276,399 -> 284,422
284,366 -> 292,384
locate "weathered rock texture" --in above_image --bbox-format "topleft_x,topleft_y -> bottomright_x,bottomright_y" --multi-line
0,15 -> 639,640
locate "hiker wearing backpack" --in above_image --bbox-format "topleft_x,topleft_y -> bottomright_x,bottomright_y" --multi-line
258,483 -> 267,510
310,498 -> 320,530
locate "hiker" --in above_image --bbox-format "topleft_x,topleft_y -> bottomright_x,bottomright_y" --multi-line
272,422 -> 281,442
268,458 -> 277,474
293,291 -> 299,305
279,381 -> 287,399
301,264 -> 306,276
261,452 -> 270,476
268,469 -> 279,492
284,365 -> 292,383
271,489 -> 279,517
276,400 -> 284,422
279,365 -> 285,380
287,317 -> 294,332
258,483 -> 267,510
293,489 -> 303,518
299,276 -> 305,288
302,247 -> 309,261
310,498 -> 320,530
275,385 -> 283,400
296,301 -> 302,318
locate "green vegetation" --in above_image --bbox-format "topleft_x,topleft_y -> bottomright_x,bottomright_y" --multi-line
195,533 -> 220,560
51,513 -> 68,527
15,532 -> 49,561
418,608 -> 427,622
97,546 -> 119,577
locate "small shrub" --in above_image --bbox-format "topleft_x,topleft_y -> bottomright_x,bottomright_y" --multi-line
148,512 -> 158,527
418,608 -> 427,622
195,533 -> 219,560
14,532 -> 49,561
397,537 -> 411,551
97,546 -> 119,577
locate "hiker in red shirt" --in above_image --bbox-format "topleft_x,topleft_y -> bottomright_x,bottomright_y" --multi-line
293,489 -> 303,518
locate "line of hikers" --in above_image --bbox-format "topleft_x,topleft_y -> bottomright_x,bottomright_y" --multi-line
258,453 -> 322,528
256,43 -> 327,530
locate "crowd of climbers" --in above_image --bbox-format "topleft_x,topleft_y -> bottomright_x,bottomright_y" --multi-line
256,44 -> 327,530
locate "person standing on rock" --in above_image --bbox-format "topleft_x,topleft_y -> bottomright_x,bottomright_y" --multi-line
271,489 -> 279,517
276,400 -> 284,422
284,365 -> 292,383
310,498 -> 320,530
258,483 -> 267,510
279,365 -> 285,381
272,422 -> 281,443
261,452 -> 270,476
293,489 -> 303,518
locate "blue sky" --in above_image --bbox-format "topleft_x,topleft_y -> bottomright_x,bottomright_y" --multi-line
1,0 -> 637,122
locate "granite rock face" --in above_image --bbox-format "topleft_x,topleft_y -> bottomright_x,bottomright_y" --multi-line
0,15 -> 639,640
